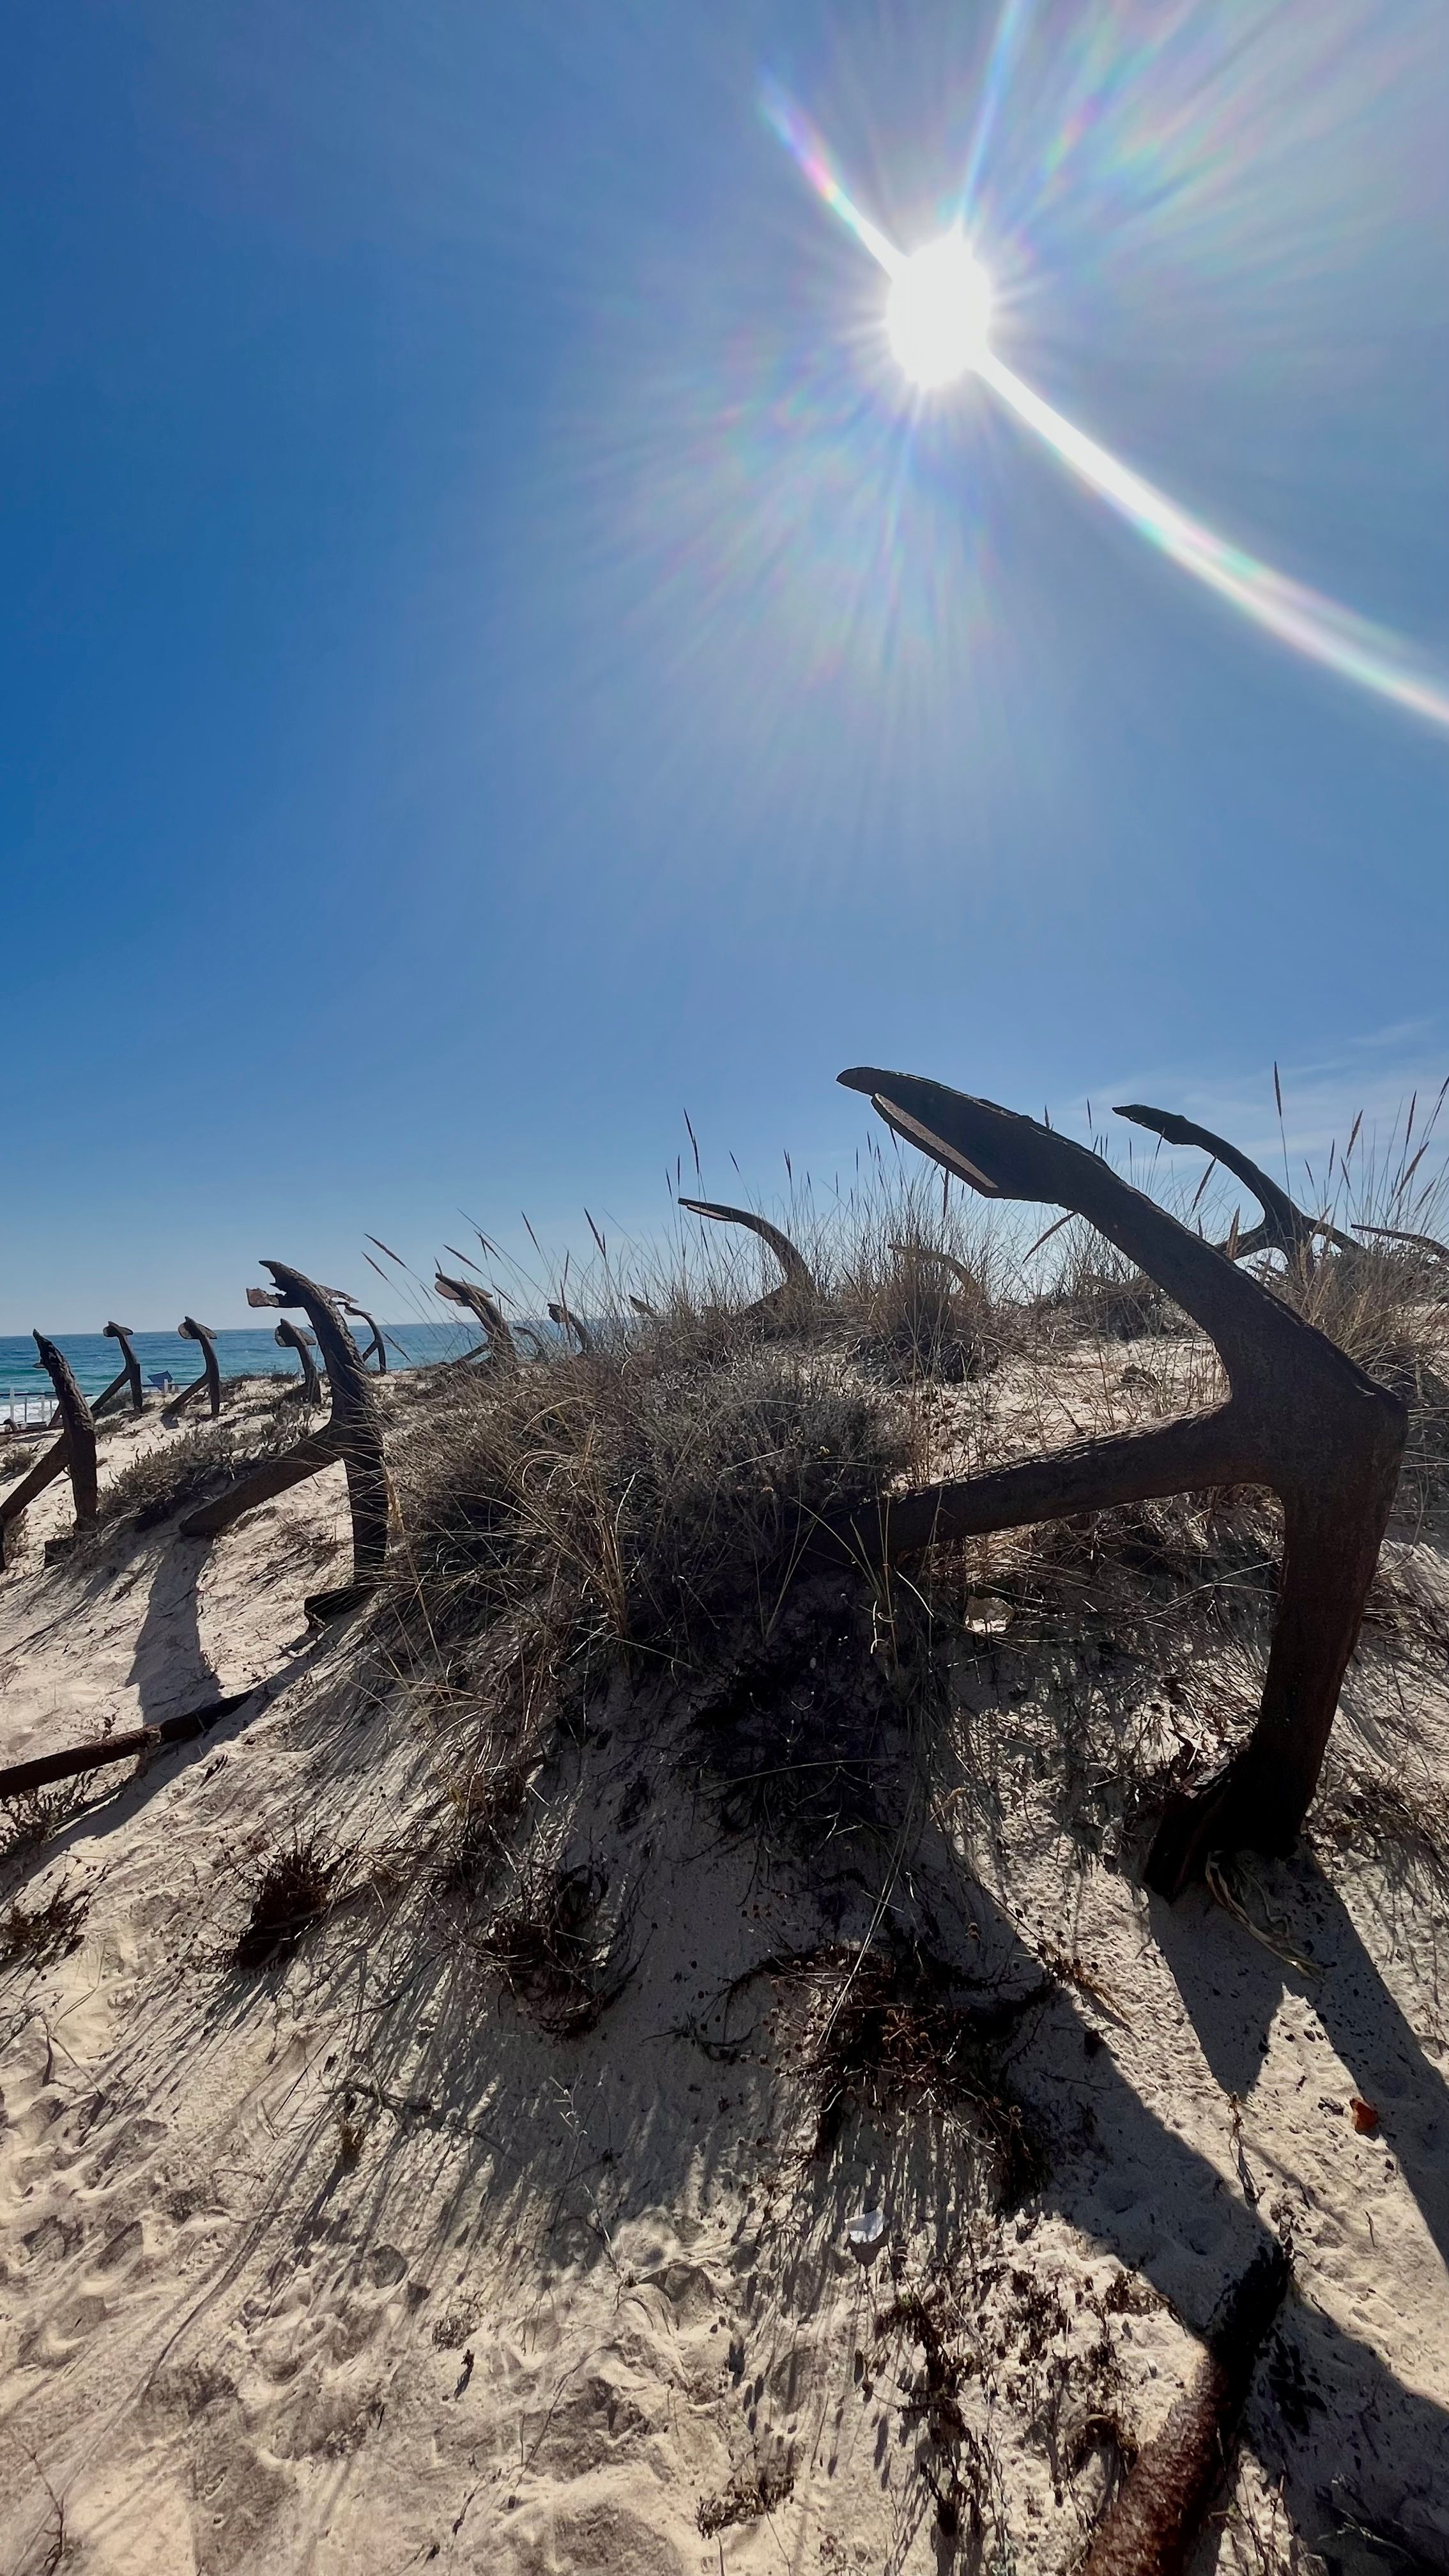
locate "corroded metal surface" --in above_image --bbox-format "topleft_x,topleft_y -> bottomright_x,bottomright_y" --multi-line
548,1299 -> 595,1356
434,1271 -> 517,1365
678,1197 -> 816,1322
181,1266 -> 387,1620
1115,1103 -> 1356,1264
344,1300 -> 388,1370
274,1317 -> 322,1404
0,1689 -> 258,1798
169,1317 -> 222,1420
808,1071 -> 1407,1896
1080,2242 -> 1289,2576
0,1335 -> 99,1567
95,1322 -> 144,1418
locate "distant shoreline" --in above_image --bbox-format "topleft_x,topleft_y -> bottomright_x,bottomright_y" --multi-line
0,1321 -> 473,1411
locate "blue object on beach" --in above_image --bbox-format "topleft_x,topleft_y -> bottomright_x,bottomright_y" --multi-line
148,1371 -> 175,1390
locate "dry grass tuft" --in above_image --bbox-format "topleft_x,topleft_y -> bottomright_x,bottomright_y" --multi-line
779,1938 -> 1052,2202
436,1740 -> 542,1896
874,2286 -> 980,2464
1,1779 -> 88,1859
388,1335 -> 906,1685
335,2101 -> 367,2166
1037,1238 -> 1179,1346
849,1241 -> 997,1384
696,2465 -> 796,2536
234,1839 -> 339,1968
471,1839 -> 627,2037
1,1879 -> 88,1969
1314,1759 -> 1449,1900
687,1576 -> 942,1853
94,1404 -> 300,1537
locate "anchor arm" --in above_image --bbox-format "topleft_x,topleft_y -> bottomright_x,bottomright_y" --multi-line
548,1300 -> 595,1356
1115,1102 -> 1357,1262
187,1267 -> 389,1616
273,1317 -> 321,1404
171,1317 -> 222,1419
832,1071 -> 1406,1892
180,1429 -> 339,1538
95,1322 -> 144,1418
434,1272 -> 517,1364
678,1198 -> 815,1296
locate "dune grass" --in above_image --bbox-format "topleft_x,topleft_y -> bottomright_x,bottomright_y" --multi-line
365,1091 -> 1449,1984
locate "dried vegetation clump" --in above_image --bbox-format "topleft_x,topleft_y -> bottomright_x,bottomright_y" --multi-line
1034,1238 -> 1181,1347
696,2464 -> 796,2536
234,1837 -> 339,1968
378,1139 -> 1449,1965
388,1326 -> 908,1681
1287,1247 -> 1449,1529
0,1779 -> 87,1862
783,1936 -> 1052,2201
93,1395 -> 302,1537
1313,1757 -> 1449,1906
1,1878 -> 88,1969
865,2245 -> 1143,2549
471,1843 -> 626,2037
846,1242 -> 999,1384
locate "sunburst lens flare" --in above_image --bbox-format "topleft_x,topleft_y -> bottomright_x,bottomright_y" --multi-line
766,80 -> 1449,732
886,237 -> 992,388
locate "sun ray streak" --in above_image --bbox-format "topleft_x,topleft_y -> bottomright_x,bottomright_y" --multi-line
761,82 -> 901,277
959,0 -> 1036,215
978,351 -> 1449,732
767,86 -> 1449,736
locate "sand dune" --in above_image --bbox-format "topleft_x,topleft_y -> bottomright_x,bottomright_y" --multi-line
2,1362 -> 1447,2574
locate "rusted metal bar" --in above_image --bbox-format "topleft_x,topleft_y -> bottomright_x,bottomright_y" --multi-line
274,1318 -> 321,1404
1080,2242 -> 1289,2576
1115,1104 -> 1356,1264
548,1299 -> 595,1356
168,1317 -> 222,1420
0,1689 -> 258,1800
888,1241 -> 979,1294
94,1322 -> 144,1418
1354,1220 -> 1449,1261
180,1266 -> 388,1620
0,1337 -> 99,1567
809,1071 -> 1406,1896
0,1432 -> 71,1562
37,1338 -> 98,1531
340,1298 -> 388,1370
185,1430 -> 337,1521
678,1197 -> 816,1321
434,1271 -> 517,1365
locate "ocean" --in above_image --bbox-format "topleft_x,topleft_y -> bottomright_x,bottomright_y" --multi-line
0,1322 -> 478,1423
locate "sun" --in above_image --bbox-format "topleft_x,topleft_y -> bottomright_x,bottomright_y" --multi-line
885,235 -> 992,388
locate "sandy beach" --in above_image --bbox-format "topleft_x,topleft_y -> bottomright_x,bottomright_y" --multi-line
2,1330 -> 1446,2575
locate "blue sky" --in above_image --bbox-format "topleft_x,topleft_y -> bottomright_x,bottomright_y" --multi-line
4,1 -> 1446,1327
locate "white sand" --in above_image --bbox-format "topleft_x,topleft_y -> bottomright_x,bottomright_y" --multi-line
2,1370 -> 1447,2573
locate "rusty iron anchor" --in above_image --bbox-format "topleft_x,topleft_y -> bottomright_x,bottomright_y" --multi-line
94,1322 -> 145,1419
166,1317 -> 222,1421
807,1070 -> 1406,1897
678,1199 -> 816,1324
180,1265 -> 388,1621
0,1335 -> 99,1567
274,1317 -> 322,1403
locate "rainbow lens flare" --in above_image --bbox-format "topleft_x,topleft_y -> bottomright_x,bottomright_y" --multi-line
765,83 -> 1449,735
